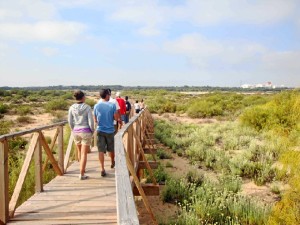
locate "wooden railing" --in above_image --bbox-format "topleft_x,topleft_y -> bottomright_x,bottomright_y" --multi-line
0,121 -> 76,224
0,108 -> 158,225
115,108 -> 158,225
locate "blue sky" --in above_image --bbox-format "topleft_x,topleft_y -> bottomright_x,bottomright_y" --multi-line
0,0 -> 299,87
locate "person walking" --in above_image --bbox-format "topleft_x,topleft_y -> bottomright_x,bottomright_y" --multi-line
124,96 -> 131,124
106,89 -> 122,133
134,100 -> 140,114
115,92 -> 126,124
68,90 -> 94,180
94,89 -> 118,177
139,99 -> 145,110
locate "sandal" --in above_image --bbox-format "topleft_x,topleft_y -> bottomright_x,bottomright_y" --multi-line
101,170 -> 106,177
111,161 -> 115,169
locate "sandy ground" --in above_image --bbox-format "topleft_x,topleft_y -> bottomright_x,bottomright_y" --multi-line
3,112 -> 63,140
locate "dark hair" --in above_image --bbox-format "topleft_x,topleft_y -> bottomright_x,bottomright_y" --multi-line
99,89 -> 110,99
107,88 -> 112,95
73,90 -> 85,101
136,100 -> 138,103
125,96 -> 128,100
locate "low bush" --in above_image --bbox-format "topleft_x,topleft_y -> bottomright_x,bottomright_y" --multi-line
16,116 -> 33,123
17,106 -> 32,115
0,103 -> 8,114
156,148 -> 172,159
85,99 -> 97,108
45,99 -> 69,111
0,120 -> 12,135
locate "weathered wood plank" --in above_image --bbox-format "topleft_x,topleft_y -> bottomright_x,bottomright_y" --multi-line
138,161 -> 158,170
34,135 -> 43,193
0,121 -> 67,141
0,140 -> 9,224
42,128 -> 59,172
8,220 -> 117,224
64,132 -> 74,172
39,132 -> 63,176
58,126 -> 64,173
11,211 -> 117,220
114,132 -> 139,225
8,148 -> 118,224
9,133 -> 39,218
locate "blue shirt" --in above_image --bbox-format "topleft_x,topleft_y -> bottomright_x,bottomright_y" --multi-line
94,101 -> 116,134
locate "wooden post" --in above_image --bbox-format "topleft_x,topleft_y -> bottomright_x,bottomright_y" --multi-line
124,151 -> 158,225
39,132 -> 63,176
58,126 -> 64,174
0,140 -> 9,224
127,126 -> 134,164
34,135 -> 43,193
64,133 -> 74,172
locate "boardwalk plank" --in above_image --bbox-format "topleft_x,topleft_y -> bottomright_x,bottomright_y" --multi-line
7,149 -> 118,225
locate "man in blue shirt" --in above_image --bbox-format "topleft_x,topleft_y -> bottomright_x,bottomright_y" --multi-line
94,89 -> 118,177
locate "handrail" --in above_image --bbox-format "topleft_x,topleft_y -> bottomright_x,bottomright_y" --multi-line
115,113 -> 140,225
0,122 -> 69,224
0,121 -> 67,141
115,108 -> 157,225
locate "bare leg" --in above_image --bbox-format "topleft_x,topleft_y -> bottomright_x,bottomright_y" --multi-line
80,145 -> 89,176
87,145 -> 91,153
109,151 -> 115,165
98,152 -> 105,171
76,144 -> 82,162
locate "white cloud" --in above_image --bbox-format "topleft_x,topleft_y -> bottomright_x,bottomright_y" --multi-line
40,47 -> 60,57
107,0 -> 298,36
262,51 -> 300,72
0,0 -> 57,21
0,21 -> 86,44
182,0 -> 296,26
164,33 -> 267,69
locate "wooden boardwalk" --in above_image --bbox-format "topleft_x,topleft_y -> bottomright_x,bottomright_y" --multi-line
7,148 -> 117,225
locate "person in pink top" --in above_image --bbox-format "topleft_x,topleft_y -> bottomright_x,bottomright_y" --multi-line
115,92 -> 126,124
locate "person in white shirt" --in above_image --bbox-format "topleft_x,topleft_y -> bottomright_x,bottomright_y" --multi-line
134,100 -> 140,114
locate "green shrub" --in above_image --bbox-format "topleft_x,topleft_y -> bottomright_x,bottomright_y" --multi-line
17,106 -> 32,115
8,137 -> 28,150
0,103 -> 8,114
16,116 -> 33,123
156,148 -> 172,159
85,99 -> 97,108
186,170 -> 205,187
0,120 -> 12,135
146,164 -> 169,184
165,161 -> 173,168
187,100 -> 223,118
45,99 -> 69,111
161,178 -> 191,204
240,91 -> 300,134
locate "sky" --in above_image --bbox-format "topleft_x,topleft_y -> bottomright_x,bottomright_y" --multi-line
0,0 -> 300,87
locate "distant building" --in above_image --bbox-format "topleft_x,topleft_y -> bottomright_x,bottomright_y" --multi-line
241,81 -> 277,89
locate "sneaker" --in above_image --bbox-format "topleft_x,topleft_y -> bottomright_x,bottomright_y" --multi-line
79,174 -> 88,180
101,170 -> 106,177
111,161 -> 115,169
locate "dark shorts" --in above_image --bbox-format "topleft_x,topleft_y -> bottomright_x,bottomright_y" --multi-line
97,131 -> 114,153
